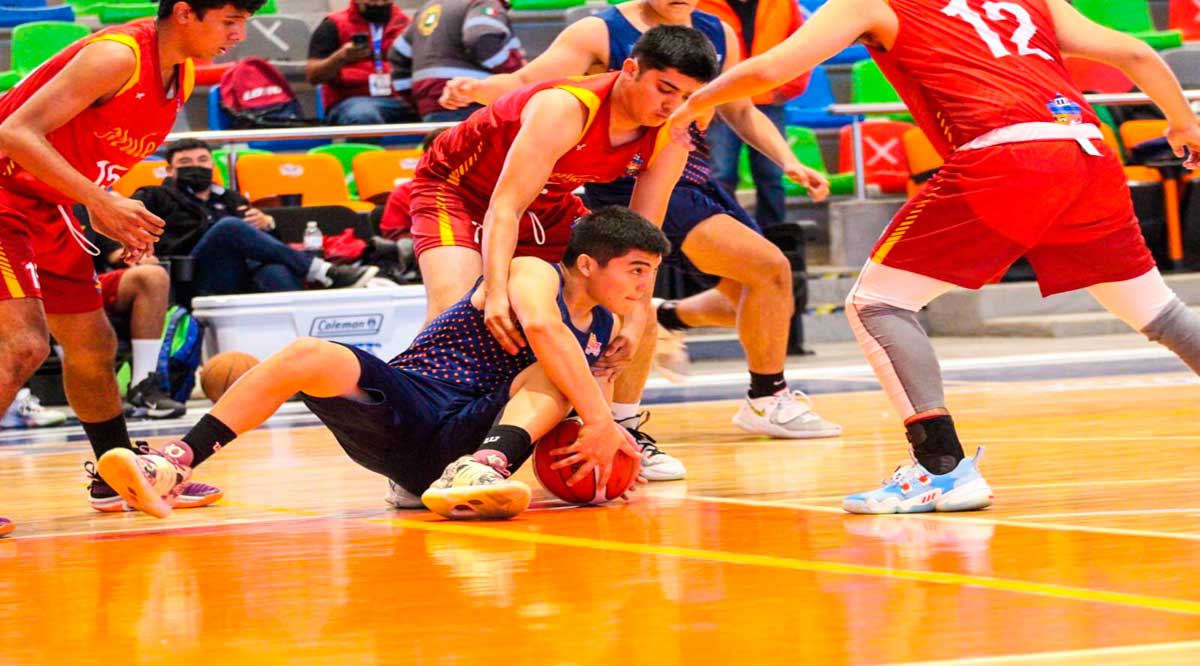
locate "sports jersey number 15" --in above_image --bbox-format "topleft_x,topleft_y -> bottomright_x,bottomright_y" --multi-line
942,0 -> 1053,61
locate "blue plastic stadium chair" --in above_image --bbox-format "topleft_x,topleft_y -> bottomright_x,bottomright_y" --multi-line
0,0 -> 49,8
785,66 -> 852,129
0,5 -> 73,27
826,43 -> 869,65
207,85 -> 328,151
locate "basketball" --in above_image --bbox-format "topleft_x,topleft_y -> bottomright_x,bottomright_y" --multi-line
199,351 -> 259,402
532,418 -> 642,505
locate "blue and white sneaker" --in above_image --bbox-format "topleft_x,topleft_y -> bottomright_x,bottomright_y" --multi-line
843,447 -> 993,514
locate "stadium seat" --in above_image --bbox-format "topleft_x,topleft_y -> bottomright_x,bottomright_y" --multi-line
900,127 -> 943,198
0,20 -> 90,92
207,85 -> 327,151
850,59 -> 911,121
784,66 -> 851,129
1160,46 -> 1200,87
353,149 -> 423,204
511,0 -> 585,9
1074,0 -> 1182,50
111,159 -> 226,198
0,5 -> 73,28
216,15 -> 311,77
235,153 -> 374,211
838,119 -> 914,194
0,0 -> 48,9
309,143 -> 384,199
782,126 -> 855,197
1169,0 -> 1200,41
212,147 -> 271,189
95,2 -> 154,24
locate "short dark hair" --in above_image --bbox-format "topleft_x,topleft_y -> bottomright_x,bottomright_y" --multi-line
630,25 -> 720,84
164,138 -> 212,163
158,0 -> 267,20
563,206 -> 670,268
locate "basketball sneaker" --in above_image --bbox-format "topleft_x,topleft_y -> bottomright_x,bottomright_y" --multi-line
619,412 -> 686,481
1,388 -> 67,429
732,389 -> 842,439
385,479 -> 425,509
0,517 -> 12,537
84,459 -> 222,512
125,372 -> 186,420
325,264 -> 379,289
843,447 -> 994,514
421,452 -> 531,520
652,299 -> 690,384
96,440 -> 195,519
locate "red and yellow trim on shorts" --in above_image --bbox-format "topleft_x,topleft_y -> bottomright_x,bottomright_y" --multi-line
872,183 -> 940,264
0,243 -> 26,298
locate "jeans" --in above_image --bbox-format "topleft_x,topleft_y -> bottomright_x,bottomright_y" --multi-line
708,103 -> 788,228
191,218 -> 312,295
327,96 -> 419,126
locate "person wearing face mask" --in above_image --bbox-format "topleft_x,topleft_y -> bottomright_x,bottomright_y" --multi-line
103,138 -> 378,296
307,0 -> 419,126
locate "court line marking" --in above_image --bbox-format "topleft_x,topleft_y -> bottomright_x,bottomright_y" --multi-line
1011,508 -> 1200,519
879,639 -> 1200,665
685,495 -> 1200,542
5,512 -> 322,541
780,477 -> 1200,503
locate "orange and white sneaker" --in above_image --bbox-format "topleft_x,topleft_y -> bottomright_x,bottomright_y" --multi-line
96,441 -> 195,519
85,460 -> 222,513
0,516 -> 12,537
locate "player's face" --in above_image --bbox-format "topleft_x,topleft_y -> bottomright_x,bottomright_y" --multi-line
627,66 -> 704,126
588,250 -> 662,316
645,0 -> 700,23
182,6 -> 252,60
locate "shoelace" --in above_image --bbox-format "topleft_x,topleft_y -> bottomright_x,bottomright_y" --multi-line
83,460 -> 102,484
474,453 -> 512,479
623,411 -> 665,458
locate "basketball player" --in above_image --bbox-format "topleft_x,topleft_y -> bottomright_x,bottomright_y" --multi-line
0,0 -> 264,535
408,25 -> 717,482
670,0 -> 1200,513
440,0 -> 842,483
97,207 -> 667,521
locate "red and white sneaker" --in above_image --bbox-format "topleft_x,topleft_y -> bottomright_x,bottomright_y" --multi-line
86,460 -> 222,513
96,441 -> 195,518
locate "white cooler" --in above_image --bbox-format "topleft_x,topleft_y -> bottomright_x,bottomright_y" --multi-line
192,285 -> 428,361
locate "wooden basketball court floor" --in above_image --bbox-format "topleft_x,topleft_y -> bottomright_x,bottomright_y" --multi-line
2,344 -> 1200,665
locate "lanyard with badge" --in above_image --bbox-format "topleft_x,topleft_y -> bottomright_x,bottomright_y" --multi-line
367,23 -> 391,97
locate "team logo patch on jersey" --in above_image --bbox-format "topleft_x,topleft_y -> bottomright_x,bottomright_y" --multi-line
585,333 -> 602,357
624,152 -> 645,177
1047,94 -> 1082,126
419,5 -> 442,35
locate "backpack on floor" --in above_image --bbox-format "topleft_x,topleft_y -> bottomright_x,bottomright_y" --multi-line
218,57 -> 317,129
157,305 -> 205,402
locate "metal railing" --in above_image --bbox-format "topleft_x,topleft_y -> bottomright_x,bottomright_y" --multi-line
829,90 -> 1200,201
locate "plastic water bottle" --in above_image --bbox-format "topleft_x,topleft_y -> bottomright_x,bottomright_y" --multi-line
302,221 -> 323,259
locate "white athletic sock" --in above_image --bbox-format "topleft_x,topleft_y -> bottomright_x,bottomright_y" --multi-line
307,258 -> 333,286
612,402 -> 641,424
131,339 -> 160,386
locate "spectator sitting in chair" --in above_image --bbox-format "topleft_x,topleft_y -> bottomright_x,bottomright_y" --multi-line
307,0 -> 419,126
104,139 -> 377,296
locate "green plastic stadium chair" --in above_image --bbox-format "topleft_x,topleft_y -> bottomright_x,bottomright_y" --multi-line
1073,0 -> 1182,50
0,21 -> 90,92
96,2 -> 157,24
850,59 -> 912,122
212,147 -> 271,189
510,0 -> 586,9
309,143 -> 383,198
258,0 -> 277,14
781,126 -> 855,197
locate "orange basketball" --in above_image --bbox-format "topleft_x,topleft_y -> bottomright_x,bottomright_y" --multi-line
199,351 -> 259,402
532,418 -> 642,505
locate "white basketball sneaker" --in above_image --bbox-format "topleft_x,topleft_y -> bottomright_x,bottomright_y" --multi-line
733,389 -> 843,439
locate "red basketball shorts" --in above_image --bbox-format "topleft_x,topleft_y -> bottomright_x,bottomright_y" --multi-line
0,188 -> 101,314
408,177 -> 587,263
872,139 -> 1155,296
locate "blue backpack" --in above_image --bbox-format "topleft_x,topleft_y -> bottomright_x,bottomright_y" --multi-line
157,306 -> 205,402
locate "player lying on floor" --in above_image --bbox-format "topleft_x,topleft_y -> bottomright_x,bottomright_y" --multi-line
97,206 -> 668,520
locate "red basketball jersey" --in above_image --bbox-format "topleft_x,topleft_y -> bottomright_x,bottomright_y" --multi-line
417,72 -> 667,205
0,20 -> 194,205
868,0 -> 1098,157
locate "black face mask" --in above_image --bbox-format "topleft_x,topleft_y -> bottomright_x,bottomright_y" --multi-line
358,3 -> 392,24
175,166 -> 213,194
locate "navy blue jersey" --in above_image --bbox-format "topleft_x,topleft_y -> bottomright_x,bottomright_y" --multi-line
590,7 -> 726,187
389,265 -> 614,395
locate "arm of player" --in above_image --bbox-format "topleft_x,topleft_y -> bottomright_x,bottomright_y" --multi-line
1046,0 -> 1200,166
508,259 -> 635,487
669,0 -> 882,135
628,140 -> 689,228
481,89 -> 588,354
441,18 -> 606,109
712,23 -> 830,201
0,40 -> 165,255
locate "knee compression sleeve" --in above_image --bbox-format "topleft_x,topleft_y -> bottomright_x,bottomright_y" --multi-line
1142,298 -> 1200,375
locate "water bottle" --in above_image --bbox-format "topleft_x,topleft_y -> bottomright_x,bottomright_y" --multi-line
302,221 -> 324,259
